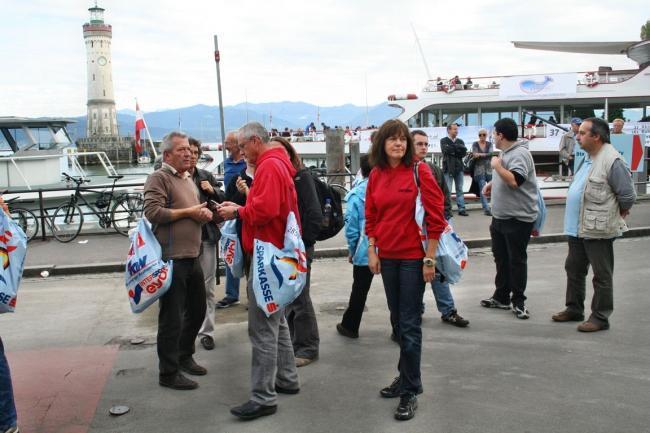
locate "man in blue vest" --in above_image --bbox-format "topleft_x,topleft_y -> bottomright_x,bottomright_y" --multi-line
552,117 -> 636,332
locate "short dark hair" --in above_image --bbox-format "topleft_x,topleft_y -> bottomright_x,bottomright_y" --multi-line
493,118 -> 518,141
411,129 -> 427,139
446,123 -> 458,131
368,119 -> 414,168
583,117 -> 610,144
359,154 -> 371,178
188,137 -> 202,156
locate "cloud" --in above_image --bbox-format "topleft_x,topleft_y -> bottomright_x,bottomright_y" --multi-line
0,0 -> 646,117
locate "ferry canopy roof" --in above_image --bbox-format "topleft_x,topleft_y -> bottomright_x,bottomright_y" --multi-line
512,41 -> 638,55
0,117 -> 77,128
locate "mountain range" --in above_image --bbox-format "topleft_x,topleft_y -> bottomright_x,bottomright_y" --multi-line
66,101 -> 401,142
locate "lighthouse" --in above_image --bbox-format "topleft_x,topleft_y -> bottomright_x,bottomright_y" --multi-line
83,4 -> 118,136
78,3 -> 132,164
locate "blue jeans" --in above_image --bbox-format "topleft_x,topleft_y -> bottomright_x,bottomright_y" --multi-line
474,173 -> 492,211
381,258 -> 425,396
0,337 -> 17,431
445,171 -> 465,211
430,272 -> 456,317
225,265 -> 240,301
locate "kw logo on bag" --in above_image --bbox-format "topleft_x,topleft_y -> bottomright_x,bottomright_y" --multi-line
223,239 -> 237,266
129,265 -> 170,305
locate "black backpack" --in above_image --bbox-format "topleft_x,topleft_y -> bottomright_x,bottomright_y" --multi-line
309,172 -> 344,241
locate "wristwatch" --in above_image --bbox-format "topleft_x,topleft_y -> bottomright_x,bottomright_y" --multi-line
233,208 -> 240,219
423,257 -> 435,267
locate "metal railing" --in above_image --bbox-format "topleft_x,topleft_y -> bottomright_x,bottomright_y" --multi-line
7,181 -> 146,241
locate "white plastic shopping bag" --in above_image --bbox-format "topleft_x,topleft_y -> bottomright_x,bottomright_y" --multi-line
220,219 -> 245,278
125,218 -> 173,313
435,224 -> 469,284
532,187 -> 547,237
413,162 -> 468,283
0,210 -> 27,313
252,212 -> 307,317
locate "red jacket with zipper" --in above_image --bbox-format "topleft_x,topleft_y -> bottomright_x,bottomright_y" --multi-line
365,161 -> 446,259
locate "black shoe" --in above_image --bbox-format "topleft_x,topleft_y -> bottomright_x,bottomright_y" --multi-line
480,297 -> 511,310
179,357 -> 207,376
442,311 -> 469,327
159,372 -> 198,390
484,209 -> 492,216
458,210 -> 469,216
275,384 -> 300,394
336,323 -> 359,339
394,394 -> 418,421
230,400 -> 277,420
380,377 -> 423,398
216,297 -> 240,309
200,335 -> 215,350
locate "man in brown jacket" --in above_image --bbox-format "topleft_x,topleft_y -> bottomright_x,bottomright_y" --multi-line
144,131 -> 213,390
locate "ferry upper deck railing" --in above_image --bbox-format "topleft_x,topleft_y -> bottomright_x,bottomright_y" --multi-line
422,69 -> 641,94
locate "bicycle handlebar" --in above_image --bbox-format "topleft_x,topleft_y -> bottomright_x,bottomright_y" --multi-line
61,172 -> 90,185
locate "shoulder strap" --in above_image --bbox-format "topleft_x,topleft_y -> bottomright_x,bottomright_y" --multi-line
413,161 -> 421,189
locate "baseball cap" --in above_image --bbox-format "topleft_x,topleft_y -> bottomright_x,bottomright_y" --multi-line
570,117 -> 582,125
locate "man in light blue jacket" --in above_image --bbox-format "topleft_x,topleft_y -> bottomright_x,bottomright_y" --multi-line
337,156 -> 374,338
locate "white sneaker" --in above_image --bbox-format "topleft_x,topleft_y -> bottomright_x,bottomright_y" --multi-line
512,305 -> 530,320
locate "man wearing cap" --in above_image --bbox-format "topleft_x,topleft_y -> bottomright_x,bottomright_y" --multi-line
559,118 -> 581,177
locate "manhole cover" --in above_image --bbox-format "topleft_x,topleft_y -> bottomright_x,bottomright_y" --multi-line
109,405 -> 130,416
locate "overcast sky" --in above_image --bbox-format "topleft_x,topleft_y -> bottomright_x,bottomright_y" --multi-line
1,0 -> 647,117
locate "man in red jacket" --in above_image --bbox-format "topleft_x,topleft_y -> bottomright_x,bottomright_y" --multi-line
219,122 -> 301,420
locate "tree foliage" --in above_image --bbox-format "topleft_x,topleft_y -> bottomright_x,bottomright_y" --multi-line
642,20 -> 650,40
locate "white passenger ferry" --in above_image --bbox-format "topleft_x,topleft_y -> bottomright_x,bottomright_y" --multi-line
383,40 -> 650,158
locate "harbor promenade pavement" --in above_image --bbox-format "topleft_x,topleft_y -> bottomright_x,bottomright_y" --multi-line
22,198 -> 650,276
2,237 -> 649,433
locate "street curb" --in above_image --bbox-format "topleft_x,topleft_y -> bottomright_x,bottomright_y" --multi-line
23,227 -> 650,277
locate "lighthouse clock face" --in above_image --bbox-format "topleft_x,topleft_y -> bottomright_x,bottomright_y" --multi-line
97,56 -> 107,66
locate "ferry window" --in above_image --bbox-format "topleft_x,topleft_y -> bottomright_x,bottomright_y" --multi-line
9,128 -> 32,150
0,133 -> 11,152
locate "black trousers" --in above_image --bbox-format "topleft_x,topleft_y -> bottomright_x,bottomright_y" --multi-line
286,247 -> 320,359
158,257 -> 207,376
490,218 -> 534,308
564,236 -> 614,325
341,265 -> 375,333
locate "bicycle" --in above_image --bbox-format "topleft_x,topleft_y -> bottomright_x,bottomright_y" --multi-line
50,173 -> 144,242
2,194 -> 39,242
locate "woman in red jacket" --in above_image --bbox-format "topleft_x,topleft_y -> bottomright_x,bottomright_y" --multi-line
366,119 -> 446,421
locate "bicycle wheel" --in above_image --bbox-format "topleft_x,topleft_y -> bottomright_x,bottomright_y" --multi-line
111,194 -> 144,236
10,208 -> 39,242
51,203 -> 83,243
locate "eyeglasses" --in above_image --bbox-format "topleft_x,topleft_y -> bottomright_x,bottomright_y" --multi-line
479,134 -> 487,137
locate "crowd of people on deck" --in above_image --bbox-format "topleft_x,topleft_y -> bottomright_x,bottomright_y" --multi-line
0,115 -> 637,429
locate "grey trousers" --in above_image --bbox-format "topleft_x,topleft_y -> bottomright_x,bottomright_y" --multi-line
198,241 -> 217,338
285,246 -> 319,359
564,236 -> 614,325
247,263 -> 300,405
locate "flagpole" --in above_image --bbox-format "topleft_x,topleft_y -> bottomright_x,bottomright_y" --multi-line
143,118 -> 157,158
214,35 -> 227,174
